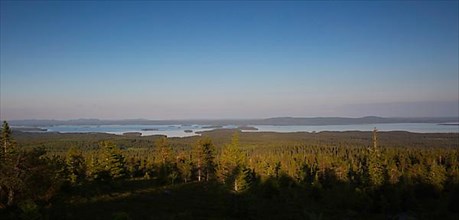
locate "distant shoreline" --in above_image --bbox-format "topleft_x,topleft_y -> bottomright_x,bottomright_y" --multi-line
11,122 -> 459,138
6,116 -> 459,127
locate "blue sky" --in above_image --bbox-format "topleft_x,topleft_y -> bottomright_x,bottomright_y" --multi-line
1,1 -> 458,120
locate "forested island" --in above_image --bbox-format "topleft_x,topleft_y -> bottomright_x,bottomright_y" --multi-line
7,116 -> 458,127
1,121 -> 458,219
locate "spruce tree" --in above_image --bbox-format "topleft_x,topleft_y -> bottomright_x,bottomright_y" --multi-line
368,128 -> 384,187
428,160 -> 447,191
0,123 -> 62,208
156,137 -> 173,165
217,132 -> 248,192
100,141 -> 127,180
155,137 -> 174,183
193,137 -> 216,181
86,155 -> 103,181
1,121 -> 14,159
65,147 -> 86,184
176,152 -> 193,183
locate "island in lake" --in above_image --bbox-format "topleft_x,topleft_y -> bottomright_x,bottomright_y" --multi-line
202,125 -> 223,129
122,132 -> 142,137
141,128 -> 159,131
237,126 -> 259,131
11,127 -> 48,132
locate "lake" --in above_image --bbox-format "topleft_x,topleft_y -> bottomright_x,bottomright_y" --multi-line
248,123 -> 459,133
41,123 -> 459,137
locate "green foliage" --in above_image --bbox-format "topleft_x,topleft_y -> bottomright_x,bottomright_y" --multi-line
0,125 -> 63,209
3,126 -> 459,219
154,137 -> 178,184
155,137 -> 173,165
234,167 -> 255,192
1,121 -> 14,156
65,147 -> 86,185
86,155 -> 103,181
428,160 -> 447,191
125,157 -> 141,178
193,137 -> 216,181
99,141 -> 127,180
216,133 -> 248,191
368,147 -> 384,187
176,152 -> 193,183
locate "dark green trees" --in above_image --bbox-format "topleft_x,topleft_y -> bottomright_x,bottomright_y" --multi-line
428,160 -> 447,191
0,121 -> 17,207
156,137 -> 173,165
99,141 -> 127,180
176,152 -> 193,183
1,124 -> 458,218
154,137 -> 179,184
0,121 -> 62,208
193,137 -> 216,182
1,121 -> 14,159
217,133 -> 251,192
368,128 -> 384,187
65,147 -> 86,184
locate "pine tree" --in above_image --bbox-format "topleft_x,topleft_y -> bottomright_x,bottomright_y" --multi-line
65,147 -> 86,184
0,121 -> 17,207
155,137 -> 174,183
235,167 -> 256,192
368,128 -> 384,187
386,161 -> 401,185
217,132 -> 248,192
156,137 -> 173,165
86,155 -> 103,181
1,121 -> 15,160
193,137 -> 216,181
126,157 -> 141,178
176,152 -> 193,183
428,160 -> 447,191
100,141 -> 127,180
0,122 -> 62,208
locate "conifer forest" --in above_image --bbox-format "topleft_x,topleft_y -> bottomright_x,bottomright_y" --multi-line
1,121 -> 458,219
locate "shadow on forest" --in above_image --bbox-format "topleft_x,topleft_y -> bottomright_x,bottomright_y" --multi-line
2,128 -> 458,219
46,175 -> 459,220
49,179 -> 232,220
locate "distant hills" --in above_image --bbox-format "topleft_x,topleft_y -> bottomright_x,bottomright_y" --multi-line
257,116 -> 458,125
5,116 -> 458,127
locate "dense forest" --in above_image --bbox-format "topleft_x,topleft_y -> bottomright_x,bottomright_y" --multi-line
1,121 -> 458,219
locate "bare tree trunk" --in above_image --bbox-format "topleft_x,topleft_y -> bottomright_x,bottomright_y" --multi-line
197,159 -> 202,182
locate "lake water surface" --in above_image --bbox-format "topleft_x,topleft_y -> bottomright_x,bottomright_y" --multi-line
248,123 -> 459,133
42,123 -> 459,137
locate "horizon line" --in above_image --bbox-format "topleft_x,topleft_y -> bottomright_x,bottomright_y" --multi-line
3,115 -> 459,122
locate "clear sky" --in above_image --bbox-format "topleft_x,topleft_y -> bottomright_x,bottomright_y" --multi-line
1,1 -> 458,120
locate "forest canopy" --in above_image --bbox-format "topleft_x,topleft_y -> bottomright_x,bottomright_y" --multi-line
1,121 -> 458,219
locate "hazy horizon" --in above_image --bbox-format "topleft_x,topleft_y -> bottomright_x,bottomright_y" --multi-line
3,112 -> 459,122
1,1 -> 458,120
